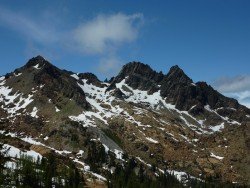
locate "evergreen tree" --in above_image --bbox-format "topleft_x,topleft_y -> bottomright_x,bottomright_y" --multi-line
19,154 -> 39,187
0,139 -> 9,185
0,149 -> 85,187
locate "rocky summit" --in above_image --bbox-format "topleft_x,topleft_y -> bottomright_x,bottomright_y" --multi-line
0,56 -> 250,187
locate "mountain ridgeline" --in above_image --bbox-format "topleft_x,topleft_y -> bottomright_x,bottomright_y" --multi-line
0,56 -> 250,187
108,61 -> 249,120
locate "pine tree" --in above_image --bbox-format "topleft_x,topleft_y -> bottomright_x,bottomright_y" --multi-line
19,154 -> 39,187
0,138 -> 9,185
43,153 -> 56,187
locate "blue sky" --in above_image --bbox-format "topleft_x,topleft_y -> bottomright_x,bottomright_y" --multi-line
0,0 -> 250,107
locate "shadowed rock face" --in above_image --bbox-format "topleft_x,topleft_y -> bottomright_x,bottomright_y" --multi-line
106,62 -> 250,121
160,65 -> 194,110
23,55 -> 49,68
78,72 -> 106,88
112,88 -> 125,99
9,56 -> 90,110
107,61 -> 164,93
159,67 -> 240,111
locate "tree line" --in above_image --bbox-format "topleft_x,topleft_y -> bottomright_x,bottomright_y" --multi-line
0,143 -> 84,187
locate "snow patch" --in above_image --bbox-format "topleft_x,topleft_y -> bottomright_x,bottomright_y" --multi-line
69,112 -> 97,127
209,122 -> 224,132
4,161 -> 17,169
146,137 -> 159,144
210,152 -> 224,160
0,131 -> 72,156
76,150 -> 84,157
0,76 -> 5,81
114,149 -> 123,160
0,85 -> 34,117
30,107 -> 38,118
2,144 -> 42,159
55,106 -> 60,112
71,74 -> 79,80
33,64 -> 41,69
102,144 -> 109,153
136,157 -> 152,167
102,144 -> 123,160
205,105 -> 240,125
14,72 -> 22,77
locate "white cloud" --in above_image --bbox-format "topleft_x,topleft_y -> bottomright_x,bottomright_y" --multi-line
73,13 -> 143,54
214,75 -> 250,93
0,6 -> 143,76
72,13 -> 143,76
223,91 -> 250,108
214,75 -> 250,108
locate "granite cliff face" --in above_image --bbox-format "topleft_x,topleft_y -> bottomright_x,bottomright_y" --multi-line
1,56 -> 250,186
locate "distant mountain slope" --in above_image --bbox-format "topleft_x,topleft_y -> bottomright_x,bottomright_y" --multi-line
0,56 -> 250,186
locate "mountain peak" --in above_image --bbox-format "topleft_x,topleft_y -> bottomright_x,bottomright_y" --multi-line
106,61 -> 164,92
169,65 -> 181,72
117,61 -> 164,82
24,55 -> 50,69
165,65 -> 193,84
168,65 -> 184,75
34,55 -> 46,60
119,61 -> 153,76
